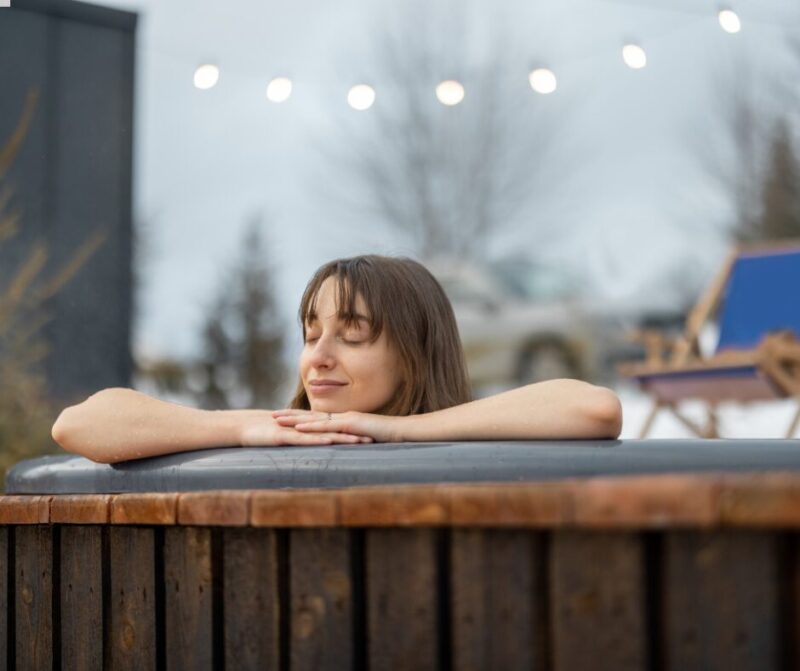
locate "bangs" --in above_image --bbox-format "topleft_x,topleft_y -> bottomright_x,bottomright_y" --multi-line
298,259 -> 385,342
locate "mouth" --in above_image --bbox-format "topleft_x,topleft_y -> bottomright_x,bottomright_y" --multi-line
308,380 -> 348,394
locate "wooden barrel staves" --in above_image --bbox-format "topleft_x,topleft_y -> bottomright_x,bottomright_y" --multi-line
1,473 -> 800,670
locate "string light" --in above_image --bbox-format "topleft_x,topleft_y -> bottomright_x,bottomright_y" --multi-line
190,7 -> 763,100
193,64 -> 219,90
436,80 -> 465,106
347,84 -> 376,110
718,9 -> 742,33
266,77 -> 292,102
622,44 -> 647,69
529,68 -> 557,94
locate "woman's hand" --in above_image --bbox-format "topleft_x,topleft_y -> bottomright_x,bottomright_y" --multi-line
271,409 -> 404,443
238,410 -> 374,447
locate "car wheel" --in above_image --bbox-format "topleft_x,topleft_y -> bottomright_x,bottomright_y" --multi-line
516,343 -> 578,384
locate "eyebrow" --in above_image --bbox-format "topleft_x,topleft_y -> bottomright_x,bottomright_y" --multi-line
305,312 -> 370,326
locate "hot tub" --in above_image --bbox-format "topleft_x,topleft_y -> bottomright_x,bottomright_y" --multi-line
2,439 -> 800,670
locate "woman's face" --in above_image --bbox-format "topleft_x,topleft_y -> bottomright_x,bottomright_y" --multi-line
299,277 -> 403,413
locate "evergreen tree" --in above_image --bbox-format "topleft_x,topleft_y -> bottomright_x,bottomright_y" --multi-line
751,119 -> 800,241
194,215 -> 286,410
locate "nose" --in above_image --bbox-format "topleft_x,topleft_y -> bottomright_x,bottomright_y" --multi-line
307,336 -> 337,369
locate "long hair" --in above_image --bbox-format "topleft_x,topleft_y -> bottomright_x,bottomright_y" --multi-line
289,255 -> 472,414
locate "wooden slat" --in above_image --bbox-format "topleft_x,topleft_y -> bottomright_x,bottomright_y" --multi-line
447,482 -> 574,527
550,531 -> 647,671
50,495 -> 111,524
251,490 -> 338,527
366,528 -> 439,671
15,525 -> 53,671
786,533 -> 800,670
720,474 -> 800,526
223,527 -> 280,670
663,530 -> 779,671
290,529 -> 353,670
178,491 -> 249,526
0,527 -> 7,671
164,526 -> 214,670
0,496 -> 50,524
61,525 -> 103,670
451,529 -> 546,671
574,475 -> 721,528
339,485 -> 449,526
110,493 -> 178,525
108,527 -> 157,671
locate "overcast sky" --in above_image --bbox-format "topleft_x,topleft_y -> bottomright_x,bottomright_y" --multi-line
97,0 -> 799,364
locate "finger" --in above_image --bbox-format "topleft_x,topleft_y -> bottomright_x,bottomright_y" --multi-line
275,415 -> 323,426
277,430 -> 333,445
294,419 -> 358,434
277,429 -> 370,445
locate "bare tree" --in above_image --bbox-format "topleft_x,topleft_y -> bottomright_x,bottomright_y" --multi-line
327,2 -> 574,261
696,31 -> 800,244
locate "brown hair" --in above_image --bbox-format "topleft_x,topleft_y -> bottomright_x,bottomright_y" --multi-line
289,255 -> 472,415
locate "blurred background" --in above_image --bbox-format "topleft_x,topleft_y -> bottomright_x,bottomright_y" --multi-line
0,0 -> 798,471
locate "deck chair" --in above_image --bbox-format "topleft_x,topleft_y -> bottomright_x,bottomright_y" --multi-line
618,240 -> 800,438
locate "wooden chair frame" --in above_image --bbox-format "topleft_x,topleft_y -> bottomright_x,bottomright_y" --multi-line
619,239 -> 800,439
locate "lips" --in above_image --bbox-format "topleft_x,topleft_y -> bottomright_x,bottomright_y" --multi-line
308,379 -> 348,395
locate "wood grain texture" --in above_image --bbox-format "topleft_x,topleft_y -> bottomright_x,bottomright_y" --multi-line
447,482 -> 574,527
15,525 -> 53,671
574,475 -> 721,528
0,496 -> 50,524
107,527 -> 157,671
339,485 -> 449,526
60,525 -> 103,670
290,529 -> 353,670
0,527 -> 7,671
251,490 -> 338,527
366,528 -> 439,671
178,491 -> 250,526
450,529 -> 547,671
550,531 -> 647,671
51,495 -> 111,524
720,474 -> 800,527
110,493 -> 177,525
223,527 -> 280,670
663,530 -> 779,671
164,526 -> 214,670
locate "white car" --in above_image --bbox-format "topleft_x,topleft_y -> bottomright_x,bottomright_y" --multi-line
429,257 -> 659,391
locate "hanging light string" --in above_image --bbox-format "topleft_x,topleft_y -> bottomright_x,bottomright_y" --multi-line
183,6 -> 760,108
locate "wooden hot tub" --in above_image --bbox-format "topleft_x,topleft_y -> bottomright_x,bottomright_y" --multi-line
2,439 -> 800,670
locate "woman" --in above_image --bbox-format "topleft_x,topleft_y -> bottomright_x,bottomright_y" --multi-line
52,255 -> 622,464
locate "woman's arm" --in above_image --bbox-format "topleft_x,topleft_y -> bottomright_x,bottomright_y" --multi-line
398,379 -> 622,441
274,379 -> 622,442
52,387 -> 372,464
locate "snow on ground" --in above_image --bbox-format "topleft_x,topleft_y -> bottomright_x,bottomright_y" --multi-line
616,382 -> 799,440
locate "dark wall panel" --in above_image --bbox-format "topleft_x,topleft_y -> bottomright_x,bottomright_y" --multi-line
0,0 -> 136,401
46,15 -> 133,398
0,9 -> 50,281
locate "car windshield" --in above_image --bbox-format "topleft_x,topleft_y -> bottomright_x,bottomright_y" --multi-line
490,260 -> 581,302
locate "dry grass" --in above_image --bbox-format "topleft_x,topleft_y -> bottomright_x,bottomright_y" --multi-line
0,90 -> 106,481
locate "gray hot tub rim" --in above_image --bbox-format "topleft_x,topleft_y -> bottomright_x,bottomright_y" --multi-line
5,439 -> 800,494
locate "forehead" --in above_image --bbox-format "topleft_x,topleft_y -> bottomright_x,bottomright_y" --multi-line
305,277 -> 369,323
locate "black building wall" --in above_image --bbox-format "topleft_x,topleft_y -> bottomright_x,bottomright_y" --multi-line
0,0 -> 136,401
